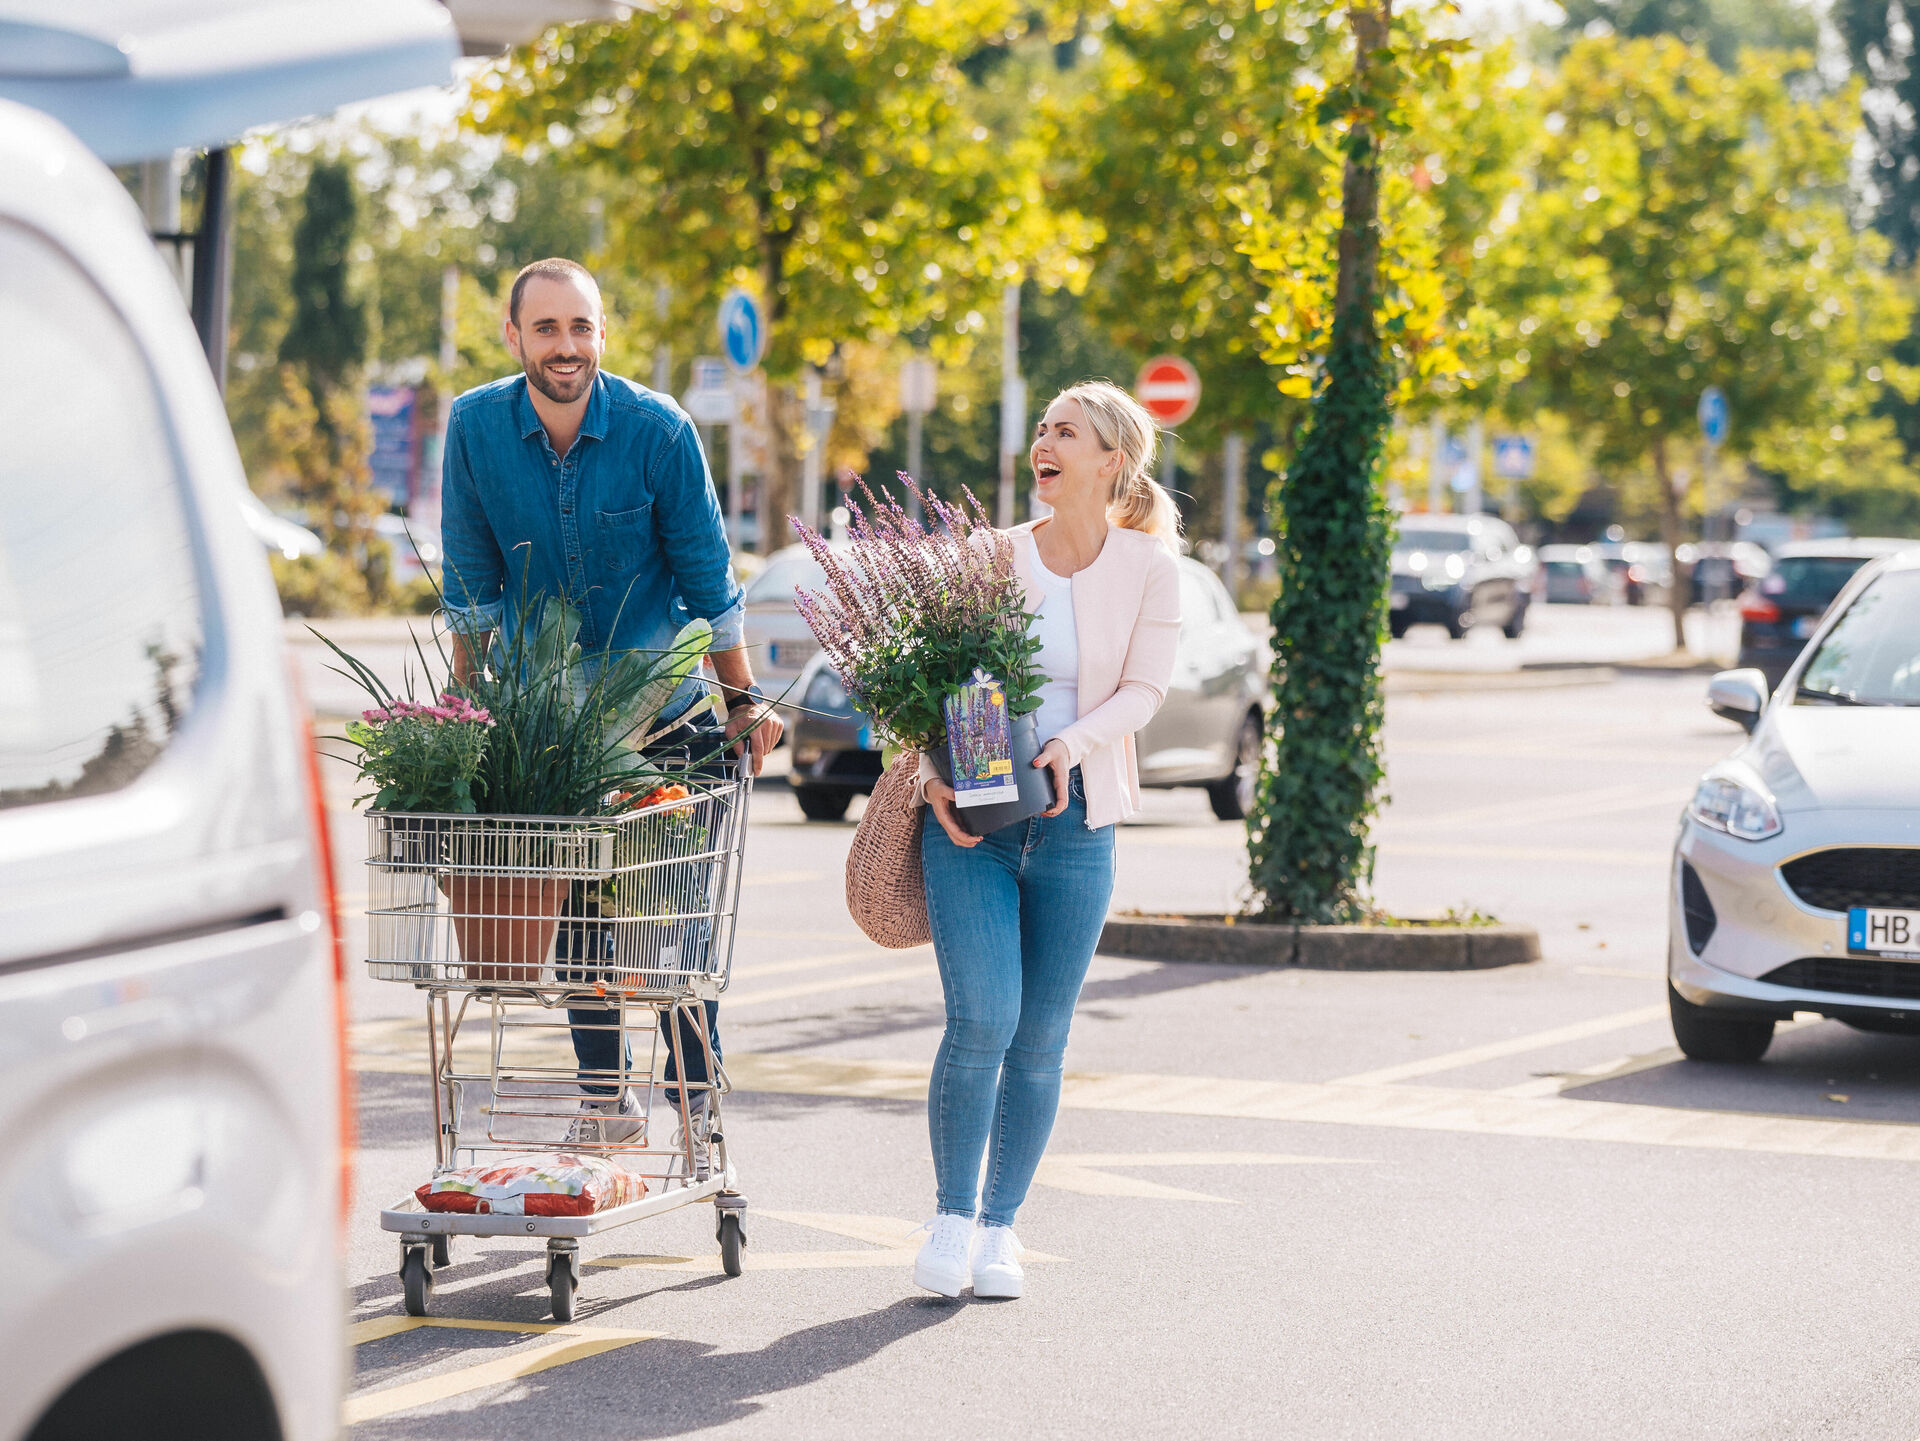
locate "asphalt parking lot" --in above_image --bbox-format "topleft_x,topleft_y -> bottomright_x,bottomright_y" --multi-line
313,603 -> 1920,1440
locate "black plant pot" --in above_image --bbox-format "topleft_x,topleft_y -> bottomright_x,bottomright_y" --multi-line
929,711 -> 1055,838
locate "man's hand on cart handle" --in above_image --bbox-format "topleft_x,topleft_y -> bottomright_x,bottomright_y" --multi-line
712,650 -> 781,777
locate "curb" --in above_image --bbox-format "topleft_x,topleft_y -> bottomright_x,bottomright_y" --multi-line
1097,914 -> 1541,971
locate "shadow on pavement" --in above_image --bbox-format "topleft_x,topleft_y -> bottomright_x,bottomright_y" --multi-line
351,1295 -> 964,1439
1566,1018 -> 1920,1123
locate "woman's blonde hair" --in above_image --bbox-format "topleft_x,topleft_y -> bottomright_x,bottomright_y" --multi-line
1049,380 -> 1183,547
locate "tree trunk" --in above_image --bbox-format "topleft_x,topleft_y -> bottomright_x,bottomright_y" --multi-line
1651,436 -> 1689,652
1244,0 -> 1396,924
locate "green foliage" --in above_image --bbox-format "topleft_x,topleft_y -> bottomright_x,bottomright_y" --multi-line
1556,0 -> 1818,69
1494,35 -> 1920,640
344,697 -> 492,813
279,161 -> 367,389
466,0 -> 1061,376
1244,1 -> 1398,925
1245,314 -> 1394,923
321,592 -> 717,818
272,549 -> 373,617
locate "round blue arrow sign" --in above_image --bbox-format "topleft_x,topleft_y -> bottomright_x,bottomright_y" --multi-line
718,289 -> 765,373
1698,386 -> 1729,447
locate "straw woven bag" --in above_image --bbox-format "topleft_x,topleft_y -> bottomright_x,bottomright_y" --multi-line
846,751 -> 931,948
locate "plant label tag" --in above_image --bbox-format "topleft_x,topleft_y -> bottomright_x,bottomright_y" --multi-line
945,669 -> 1019,809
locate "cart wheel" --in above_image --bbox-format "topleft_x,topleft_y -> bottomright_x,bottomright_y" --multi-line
546,1254 -> 577,1323
430,1233 -> 454,1269
400,1247 -> 434,1317
717,1212 -> 746,1278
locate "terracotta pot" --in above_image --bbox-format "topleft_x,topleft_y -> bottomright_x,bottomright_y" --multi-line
438,873 -> 571,985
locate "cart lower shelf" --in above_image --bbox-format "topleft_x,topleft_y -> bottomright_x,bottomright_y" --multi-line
383,1174 -> 747,1320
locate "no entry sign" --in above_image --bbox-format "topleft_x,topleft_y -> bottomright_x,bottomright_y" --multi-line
1136,355 -> 1200,426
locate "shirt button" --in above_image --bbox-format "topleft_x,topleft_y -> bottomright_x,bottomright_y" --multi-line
569,554 -> 578,563
562,507 -> 572,516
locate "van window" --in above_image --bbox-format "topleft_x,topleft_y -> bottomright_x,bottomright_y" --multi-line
0,223 -> 202,809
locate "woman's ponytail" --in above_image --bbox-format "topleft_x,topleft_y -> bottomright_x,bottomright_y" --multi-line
1049,380 -> 1183,548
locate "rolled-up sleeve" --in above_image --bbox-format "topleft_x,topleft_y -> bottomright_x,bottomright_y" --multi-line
438,409 -> 505,635
651,417 -> 745,648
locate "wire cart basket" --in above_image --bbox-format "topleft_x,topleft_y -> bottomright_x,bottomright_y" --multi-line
364,760 -> 752,1321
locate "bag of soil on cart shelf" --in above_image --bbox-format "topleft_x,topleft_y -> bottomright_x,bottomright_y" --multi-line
416,1153 -> 648,1217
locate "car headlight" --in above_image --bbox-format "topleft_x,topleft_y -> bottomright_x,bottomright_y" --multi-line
804,668 -> 852,713
1688,773 -> 1783,841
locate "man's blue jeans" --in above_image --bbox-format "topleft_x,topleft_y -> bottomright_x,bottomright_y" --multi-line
919,768 -> 1115,1228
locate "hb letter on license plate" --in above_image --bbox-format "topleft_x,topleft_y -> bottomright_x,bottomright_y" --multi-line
1849,907 -> 1920,958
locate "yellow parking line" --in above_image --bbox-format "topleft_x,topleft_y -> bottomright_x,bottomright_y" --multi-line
733,944 -> 930,982
344,1320 -> 662,1425
1330,1005 -> 1670,1086
722,1049 -> 1920,1163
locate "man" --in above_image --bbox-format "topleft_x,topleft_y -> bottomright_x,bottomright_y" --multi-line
440,257 -> 780,1167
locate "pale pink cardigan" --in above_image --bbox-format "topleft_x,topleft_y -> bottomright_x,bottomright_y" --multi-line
916,519 -> 1182,829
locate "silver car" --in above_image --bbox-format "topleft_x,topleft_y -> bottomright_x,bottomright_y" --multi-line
1669,551 -> 1920,1061
786,555 -> 1265,821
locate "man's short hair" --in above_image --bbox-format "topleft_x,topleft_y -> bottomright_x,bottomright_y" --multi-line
509,258 -> 599,326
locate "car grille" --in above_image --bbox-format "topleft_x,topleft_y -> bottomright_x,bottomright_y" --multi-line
1760,957 -> 1920,1001
1778,848 -> 1920,912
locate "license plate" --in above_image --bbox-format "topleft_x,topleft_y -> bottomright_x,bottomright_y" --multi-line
1389,592 -> 1409,611
1848,907 -> 1920,959
1792,615 -> 1818,638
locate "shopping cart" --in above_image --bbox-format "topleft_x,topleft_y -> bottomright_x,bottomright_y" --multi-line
363,760 -> 752,1321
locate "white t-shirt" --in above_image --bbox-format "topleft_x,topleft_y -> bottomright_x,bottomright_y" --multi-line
1029,545 -> 1080,746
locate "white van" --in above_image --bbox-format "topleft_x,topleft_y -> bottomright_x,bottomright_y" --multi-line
0,98 -> 351,1440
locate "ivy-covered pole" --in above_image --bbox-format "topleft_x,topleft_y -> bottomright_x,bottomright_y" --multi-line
1246,0 -> 1396,924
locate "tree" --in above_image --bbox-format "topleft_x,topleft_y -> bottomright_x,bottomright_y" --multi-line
1241,0 -> 1398,924
1554,0 -> 1816,69
280,160 -> 367,391
1053,0 -> 1335,450
1497,36 -> 1917,647
468,0 -> 1068,528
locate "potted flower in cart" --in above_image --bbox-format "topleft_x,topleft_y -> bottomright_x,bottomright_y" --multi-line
789,478 -> 1050,835
323,593 -> 716,984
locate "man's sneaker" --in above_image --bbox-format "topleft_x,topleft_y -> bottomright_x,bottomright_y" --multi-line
912,1214 -> 975,1298
565,1091 -> 646,1148
670,1090 -> 715,1181
971,1224 -> 1024,1299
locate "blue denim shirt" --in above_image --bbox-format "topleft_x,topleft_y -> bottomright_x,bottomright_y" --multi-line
440,372 -> 744,725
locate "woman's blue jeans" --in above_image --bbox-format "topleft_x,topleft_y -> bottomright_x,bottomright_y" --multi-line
920,768 -> 1115,1228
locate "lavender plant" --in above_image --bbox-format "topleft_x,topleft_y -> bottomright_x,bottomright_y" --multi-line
791,477 -> 1041,753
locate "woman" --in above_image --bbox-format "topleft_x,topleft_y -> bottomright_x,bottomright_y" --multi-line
912,380 -> 1182,1300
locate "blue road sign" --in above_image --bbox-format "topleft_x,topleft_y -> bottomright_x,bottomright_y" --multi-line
1492,434 -> 1534,480
718,289 -> 766,372
1698,386 -> 1729,448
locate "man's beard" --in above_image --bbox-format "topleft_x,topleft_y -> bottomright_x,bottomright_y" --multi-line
525,352 -> 597,404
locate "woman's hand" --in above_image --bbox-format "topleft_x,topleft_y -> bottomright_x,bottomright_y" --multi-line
923,778 -> 981,848
1033,738 -> 1071,817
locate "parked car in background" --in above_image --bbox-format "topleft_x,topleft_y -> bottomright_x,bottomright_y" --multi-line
374,511 -> 442,585
1681,540 -> 1772,604
741,542 -> 842,714
1736,538 -> 1918,689
1670,551 -> 1920,1061
787,555 -> 1266,821
1388,514 -> 1531,640
1536,544 -> 1613,604
1592,540 -> 1671,606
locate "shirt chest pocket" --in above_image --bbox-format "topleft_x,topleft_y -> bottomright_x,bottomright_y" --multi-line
595,503 -> 653,575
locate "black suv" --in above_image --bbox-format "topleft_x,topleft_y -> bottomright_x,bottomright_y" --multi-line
1388,514 -> 1531,640
1737,538 -> 1917,687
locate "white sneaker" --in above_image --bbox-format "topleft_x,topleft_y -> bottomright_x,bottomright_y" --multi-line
971,1224 -> 1024,1299
566,1091 -> 646,1148
912,1214 -> 975,1298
